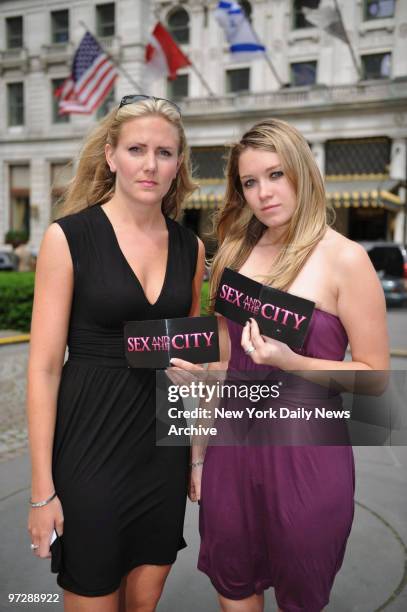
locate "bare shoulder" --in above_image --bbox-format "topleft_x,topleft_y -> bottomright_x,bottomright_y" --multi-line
37,223 -> 72,272
41,222 -> 66,246
320,228 -> 372,272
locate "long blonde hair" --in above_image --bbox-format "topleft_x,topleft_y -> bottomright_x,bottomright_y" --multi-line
209,118 -> 331,310
57,98 -> 197,218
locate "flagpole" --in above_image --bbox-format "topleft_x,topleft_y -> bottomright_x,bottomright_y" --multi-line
263,52 -> 284,88
239,17 -> 285,87
188,62 -> 216,97
332,0 -> 362,80
78,20 -> 143,92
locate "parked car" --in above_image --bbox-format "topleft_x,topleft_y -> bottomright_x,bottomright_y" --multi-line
359,242 -> 407,306
0,251 -> 18,271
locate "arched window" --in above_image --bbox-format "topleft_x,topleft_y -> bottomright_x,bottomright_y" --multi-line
239,1 -> 252,23
167,7 -> 190,44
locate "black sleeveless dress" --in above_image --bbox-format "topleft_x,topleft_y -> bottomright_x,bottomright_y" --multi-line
52,204 -> 197,596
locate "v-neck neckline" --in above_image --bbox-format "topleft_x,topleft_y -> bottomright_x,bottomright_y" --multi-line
97,204 -> 172,308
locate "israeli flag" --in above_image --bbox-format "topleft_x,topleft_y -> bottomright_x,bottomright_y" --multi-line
215,1 -> 266,61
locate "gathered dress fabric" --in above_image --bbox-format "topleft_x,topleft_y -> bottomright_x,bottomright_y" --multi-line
198,312 -> 355,612
52,204 -> 197,596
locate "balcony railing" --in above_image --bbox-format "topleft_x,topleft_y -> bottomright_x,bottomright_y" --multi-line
97,36 -> 122,59
181,79 -> 407,117
0,48 -> 29,73
39,36 -> 120,69
40,42 -> 74,68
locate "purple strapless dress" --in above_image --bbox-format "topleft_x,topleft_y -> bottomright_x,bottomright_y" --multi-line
198,310 -> 355,612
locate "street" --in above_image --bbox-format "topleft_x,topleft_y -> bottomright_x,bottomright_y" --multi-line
0,308 -> 406,611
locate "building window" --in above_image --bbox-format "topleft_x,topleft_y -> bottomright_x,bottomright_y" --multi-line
349,208 -> 387,241
97,86 -> 115,119
8,83 -> 24,126
52,79 -> 69,123
292,0 -> 320,29
51,10 -> 69,43
6,16 -> 23,49
239,1 -> 252,22
167,74 -> 189,101
191,147 -> 227,180
167,7 -> 190,44
364,0 -> 395,20
9,165 -> 30,236
226,68 -> 250,93
50,162 -> 73,218
96,3 -> 115,37
326,138 -> 390,176
290,61 -> 317,86
361,52 -> 391,80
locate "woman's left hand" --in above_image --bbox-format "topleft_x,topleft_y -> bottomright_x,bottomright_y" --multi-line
166,358 -> 204,386
241,318 -> 297,370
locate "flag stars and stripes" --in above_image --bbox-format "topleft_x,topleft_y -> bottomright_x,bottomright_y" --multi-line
55,31 -> 117,115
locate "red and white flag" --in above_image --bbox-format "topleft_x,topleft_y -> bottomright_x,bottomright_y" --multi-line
55,31 -> 117,114
145,22 -> 191,81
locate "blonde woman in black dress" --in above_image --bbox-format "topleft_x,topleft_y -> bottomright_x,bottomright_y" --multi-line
27,96 -> 205,611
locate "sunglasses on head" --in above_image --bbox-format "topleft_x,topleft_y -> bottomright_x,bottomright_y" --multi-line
118,94 -> 182,116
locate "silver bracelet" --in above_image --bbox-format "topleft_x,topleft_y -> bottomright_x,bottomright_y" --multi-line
190,460 -> 204,468
29,491 -> 57,508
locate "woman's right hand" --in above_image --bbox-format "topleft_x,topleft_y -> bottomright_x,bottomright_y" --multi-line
28,495 -> 64,559
189,464 -> 203,502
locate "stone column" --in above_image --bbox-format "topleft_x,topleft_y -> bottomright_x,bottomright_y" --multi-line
311,141 -> 325,177
30,157 -> 48,250
391,139 -> 406,244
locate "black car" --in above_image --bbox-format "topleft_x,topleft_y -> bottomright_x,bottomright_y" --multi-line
359,242 -> 407,306
0,251 -> 18,271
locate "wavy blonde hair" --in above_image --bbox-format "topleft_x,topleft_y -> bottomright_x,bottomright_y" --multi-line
57,98 -> 197,218
209,118 -> 332,311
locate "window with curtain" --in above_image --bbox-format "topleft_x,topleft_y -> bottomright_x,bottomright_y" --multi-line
239,1 -> 252,22
290,61 -> 317,86
6,16 -> 23,49
51,10 -> 69,43
52,79 -> 70,123
97,87 -> 116,119
190,147 -> 227,180
364,0 -> 395,20
292,0 -> 320,30
167,74 -> 189,101
8,82 -> 24,126
361,53 -> 391,80
167,7 -> 190,44
9,165 -> 30,235
96,3 -> 115,37
226,68 -> 250,93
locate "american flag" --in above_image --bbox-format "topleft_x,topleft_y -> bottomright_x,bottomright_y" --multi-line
55,31 -> 117,114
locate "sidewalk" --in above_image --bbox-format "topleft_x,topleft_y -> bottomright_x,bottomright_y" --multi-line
1,315 -> 407,610
0,447 -> 406,611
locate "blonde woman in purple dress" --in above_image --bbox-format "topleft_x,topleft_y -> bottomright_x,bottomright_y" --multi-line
172,119 -> 389,612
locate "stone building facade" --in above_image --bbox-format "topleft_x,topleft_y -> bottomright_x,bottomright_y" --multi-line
0,0 -> 406,252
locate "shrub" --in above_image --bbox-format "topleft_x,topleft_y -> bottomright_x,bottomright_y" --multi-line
201,281 -> 210,314
0,275 -> 210,333
0,272 -> 34,332
4,229 -> 29,248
